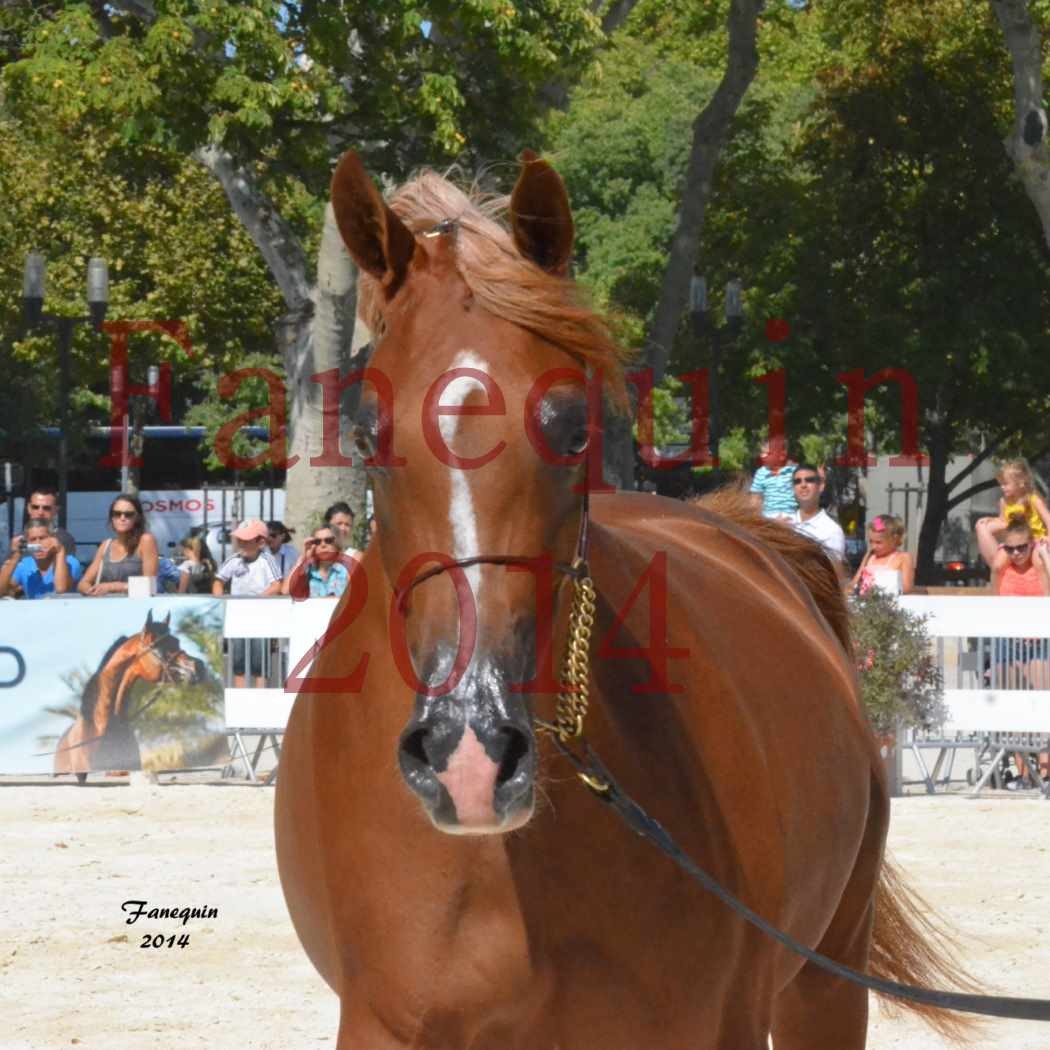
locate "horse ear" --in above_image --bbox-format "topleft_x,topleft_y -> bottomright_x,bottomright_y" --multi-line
331,150 -> 418,299
145,609 -> 154,629
509,149 -> 574,277
163,612 -> 171,628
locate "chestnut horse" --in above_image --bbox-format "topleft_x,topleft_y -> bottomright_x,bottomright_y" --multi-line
54,609 -> 204,778
275,152 -> 967,1048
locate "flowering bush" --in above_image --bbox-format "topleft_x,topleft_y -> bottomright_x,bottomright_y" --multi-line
849,588 -> 945,735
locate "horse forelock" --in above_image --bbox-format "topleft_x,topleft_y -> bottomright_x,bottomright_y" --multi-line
356,169 -> 630,409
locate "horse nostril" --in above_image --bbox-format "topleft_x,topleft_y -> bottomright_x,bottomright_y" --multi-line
401,727 -> 430,768
495,726 -> 530,787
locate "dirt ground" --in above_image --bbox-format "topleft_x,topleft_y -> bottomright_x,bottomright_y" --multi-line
2,777 -> 1048,1050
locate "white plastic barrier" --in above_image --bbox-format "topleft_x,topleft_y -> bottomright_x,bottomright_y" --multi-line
221,597 -> 339,781
899,596 -> 1050,733
217,595 -> 1050,788
898,596 -> 1050,794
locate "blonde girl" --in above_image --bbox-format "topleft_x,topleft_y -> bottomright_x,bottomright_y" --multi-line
850,514 -> 915,595
975,459 -> 1050,573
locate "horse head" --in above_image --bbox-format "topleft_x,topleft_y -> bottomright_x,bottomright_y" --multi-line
136,609 -> 205,685
331,150 -> 625,835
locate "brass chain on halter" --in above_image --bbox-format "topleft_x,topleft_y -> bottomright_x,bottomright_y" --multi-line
535,560 -> 607,792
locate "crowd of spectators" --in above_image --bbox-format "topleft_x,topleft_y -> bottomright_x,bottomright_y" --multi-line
0,490 -> 367,602
4,455 -> 1048,606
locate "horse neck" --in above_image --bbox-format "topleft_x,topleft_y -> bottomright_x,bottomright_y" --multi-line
91,642 -> 145,727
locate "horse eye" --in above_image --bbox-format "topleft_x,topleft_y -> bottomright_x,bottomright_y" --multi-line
566,426 -> 590,456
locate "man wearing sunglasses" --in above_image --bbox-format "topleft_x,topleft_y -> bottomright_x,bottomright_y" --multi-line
788,464 -> 846,563
18,487 -> 77,557
283,526 -> 361,599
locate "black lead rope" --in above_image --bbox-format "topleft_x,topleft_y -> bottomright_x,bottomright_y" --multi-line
551,737 -> 1050,1022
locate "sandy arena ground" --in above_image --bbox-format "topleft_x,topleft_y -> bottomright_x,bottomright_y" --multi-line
2,777 -> 1048,1050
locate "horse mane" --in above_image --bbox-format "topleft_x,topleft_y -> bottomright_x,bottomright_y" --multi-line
697,487 -> 853,654
356,168 -> 631,408
80,633 -> 132,722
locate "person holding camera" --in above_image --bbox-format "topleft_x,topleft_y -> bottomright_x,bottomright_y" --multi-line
22,487 -> 77,556
282,525 -> 360,599
0,518 -> 82,599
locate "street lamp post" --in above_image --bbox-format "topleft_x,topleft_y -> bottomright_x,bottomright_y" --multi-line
21,254 -> 109,525
689,275 -> 743,468
123,365 -> 160,495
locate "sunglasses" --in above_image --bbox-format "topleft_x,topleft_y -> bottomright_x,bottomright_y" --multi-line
28,502 -> 53,510
111,509 -> 136,519
792,476 -> 820,486
312,536 -> 338,546
1003,542 -> 1031,555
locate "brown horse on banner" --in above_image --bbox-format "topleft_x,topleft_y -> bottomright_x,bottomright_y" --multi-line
54,609 -> 204,779
275,152 -> 970,1048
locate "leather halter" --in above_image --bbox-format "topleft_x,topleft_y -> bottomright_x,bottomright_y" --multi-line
140,635 -> 186,684
394,482 -> 591,617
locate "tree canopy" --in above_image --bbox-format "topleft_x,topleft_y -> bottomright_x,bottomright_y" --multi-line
0,113 -> 286,473
0,0 -> 612,502
4,0 -> 1050,577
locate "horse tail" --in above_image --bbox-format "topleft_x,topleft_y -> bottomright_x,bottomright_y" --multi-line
869,858 -> 980,1040
696,488 -> 851,652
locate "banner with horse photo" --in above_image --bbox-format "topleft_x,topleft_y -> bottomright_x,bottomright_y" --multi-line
0,597 -> 227,776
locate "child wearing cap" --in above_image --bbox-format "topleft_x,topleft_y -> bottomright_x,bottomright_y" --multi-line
212,519 -> 283,598
212,519 -> 283,687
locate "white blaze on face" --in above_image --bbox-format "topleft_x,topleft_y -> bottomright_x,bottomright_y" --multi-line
439,351 -> 488,607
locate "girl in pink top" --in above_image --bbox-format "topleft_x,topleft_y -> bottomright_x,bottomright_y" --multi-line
987,515 -> 1050,787
990,516 -> 1050,597
850,515 -> 915,596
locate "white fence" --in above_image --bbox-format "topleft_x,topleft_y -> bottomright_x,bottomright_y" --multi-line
898,596 -> 1050,796
221,598 -> 335,782
219,595 -> 1050,792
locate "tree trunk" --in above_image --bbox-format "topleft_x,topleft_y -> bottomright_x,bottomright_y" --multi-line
990,0 -> 1050,249
196,149 -> 365,542
282,202 -> 370,544
645,0 -> 765,385
916,419 -> 951,586
194,146 -> 312,308
602,0 -> 764,489
601,410 -> 635,492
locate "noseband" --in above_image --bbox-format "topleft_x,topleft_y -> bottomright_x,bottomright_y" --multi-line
140,637 -> 184,684
393,479 -> 597,746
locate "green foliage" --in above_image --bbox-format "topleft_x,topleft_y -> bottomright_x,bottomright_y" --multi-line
850,588 -> 945,735
0,1 -> 608,478
549,0 -> 1050,484
633,374 -> 691,449
183,350 -> 286,475
788,0 -> 1050,453
546,39 -> 717,342
3,1 -> 605,180
0,114 -> 285,467
715,427 -> 753,473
